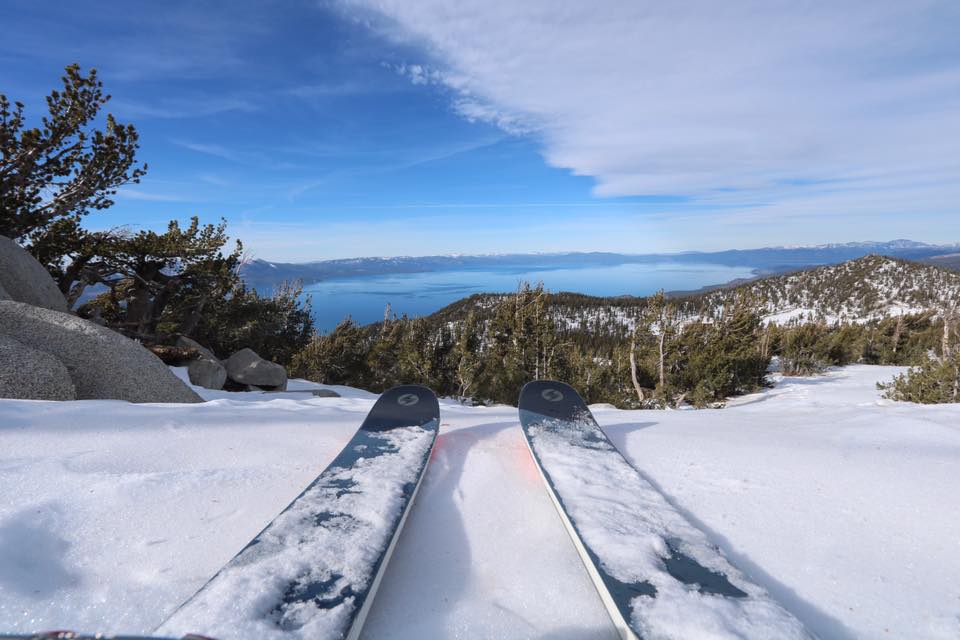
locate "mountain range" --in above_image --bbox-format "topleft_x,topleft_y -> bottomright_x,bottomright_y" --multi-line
240,240 -> 959,289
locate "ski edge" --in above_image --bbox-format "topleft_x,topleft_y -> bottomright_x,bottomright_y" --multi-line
344,421 -> 438,640
519,419 -> 638,640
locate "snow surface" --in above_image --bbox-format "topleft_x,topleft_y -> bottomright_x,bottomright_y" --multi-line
525,416 -> 809,638
1,365 -> 958,639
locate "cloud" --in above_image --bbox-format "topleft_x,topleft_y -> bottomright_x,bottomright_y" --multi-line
110,96 -> 257,120
116,188 -> 191,203
172,139 -> 303,171
338,0 -> 960,212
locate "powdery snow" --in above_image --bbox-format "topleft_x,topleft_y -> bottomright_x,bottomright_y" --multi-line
525,416 -> 809,639
0,365 -> 958,639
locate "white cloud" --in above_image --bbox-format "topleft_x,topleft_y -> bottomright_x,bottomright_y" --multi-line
339,0 -> 960,212
117,188 -> 190,203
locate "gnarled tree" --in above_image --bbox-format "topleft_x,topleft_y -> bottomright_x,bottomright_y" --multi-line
0,64 -> 146,267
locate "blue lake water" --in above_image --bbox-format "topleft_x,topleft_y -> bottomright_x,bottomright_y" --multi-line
304,262 -> 755,332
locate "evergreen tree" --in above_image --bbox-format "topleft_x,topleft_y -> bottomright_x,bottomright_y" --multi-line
291,318 -> 372,387
1,64 -> 146,266
80,218 -> 241,340
452,311 -> 484,400
189,281 -> 314,366
880,353 -> 960,404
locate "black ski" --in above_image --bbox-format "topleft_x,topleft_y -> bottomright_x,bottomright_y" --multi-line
156,384 -> 440,640
519,380 -> 811,640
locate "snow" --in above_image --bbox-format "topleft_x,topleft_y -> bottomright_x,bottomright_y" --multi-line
525,415 -> 809,638
1,366 -> 959,639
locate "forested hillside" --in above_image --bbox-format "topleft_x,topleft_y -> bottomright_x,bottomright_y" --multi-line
433,255 -> 960,335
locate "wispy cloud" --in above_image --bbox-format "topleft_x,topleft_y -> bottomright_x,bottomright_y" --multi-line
198,173 -> 232,188
116,188 -> 191,203
340,1 -> 960,214
173,139 -> 302,171
110,96 -> 257,120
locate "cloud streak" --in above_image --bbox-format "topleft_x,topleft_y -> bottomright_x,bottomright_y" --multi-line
340,1 -> 960,214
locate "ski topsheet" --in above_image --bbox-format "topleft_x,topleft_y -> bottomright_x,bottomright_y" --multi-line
518,381 -> 812,640
157,385 -> 440,640
0,635 -> 207,640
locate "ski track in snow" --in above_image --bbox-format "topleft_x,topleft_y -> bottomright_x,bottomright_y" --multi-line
0,366 -> 958,639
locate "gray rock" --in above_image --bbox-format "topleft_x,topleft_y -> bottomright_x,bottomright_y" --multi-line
0,301 -> 202,403
176,335 -> 218,362
225,347 -> 288,389
312,389 -> 341,398
0,235 -> 68,312
0,334 -> 77,400
188,357 -> 227,390
0,281 -> 9,301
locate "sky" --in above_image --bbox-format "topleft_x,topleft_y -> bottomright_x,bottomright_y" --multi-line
1,0 -> 959,261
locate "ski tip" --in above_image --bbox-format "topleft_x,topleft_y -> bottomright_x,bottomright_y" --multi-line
518,380 -> 588,419
362,384 -> 440,432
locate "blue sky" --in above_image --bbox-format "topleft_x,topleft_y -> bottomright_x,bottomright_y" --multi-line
2,0 -> 958,261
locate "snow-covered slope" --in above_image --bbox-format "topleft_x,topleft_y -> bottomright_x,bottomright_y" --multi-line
692,254 -> 960,324
1,367 -> 958,639
437,255 -> 960,337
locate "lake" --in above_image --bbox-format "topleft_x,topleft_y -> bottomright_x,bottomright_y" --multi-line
304,262 -> 755,332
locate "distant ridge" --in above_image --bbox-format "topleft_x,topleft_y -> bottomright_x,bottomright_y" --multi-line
240,240 -> 959,289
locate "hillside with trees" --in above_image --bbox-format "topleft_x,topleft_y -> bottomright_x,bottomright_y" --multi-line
291,256 -> 960,408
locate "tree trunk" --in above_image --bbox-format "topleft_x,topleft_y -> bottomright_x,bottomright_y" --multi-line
942,311 -> 953,360
629,335 -> 645,403
892,315 -> 903,354
658,331 -> 666,389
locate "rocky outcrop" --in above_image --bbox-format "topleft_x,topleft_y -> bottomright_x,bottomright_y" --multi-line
0,301 -> 202,403
225,348 -> 287,391
0,281 -> 10,301
0,235 -> 68,312
312,389 -> 341,398
188,358 -> 227,391
0,334 -> 77,400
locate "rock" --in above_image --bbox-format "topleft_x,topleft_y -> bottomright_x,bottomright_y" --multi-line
0,281 -> 10,301
225,347 -> 288,390
176,335 -> 218,362
0,301 -> 202,403
0,235 -> 68,312
0,334 -> 77,400
188,358 -> 227,390
312,389 -> 341,398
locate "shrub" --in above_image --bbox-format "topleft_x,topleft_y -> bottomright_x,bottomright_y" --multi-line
879,354 -> 960,404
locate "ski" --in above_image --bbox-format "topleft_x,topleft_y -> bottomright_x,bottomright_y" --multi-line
0,635 -> 210,640
0,635 -> 209,640
518,380 -> 812,640
156,385 -> 440,640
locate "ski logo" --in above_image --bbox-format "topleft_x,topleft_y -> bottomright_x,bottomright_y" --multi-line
541,388 -> 565,402
397,392 -> 420,406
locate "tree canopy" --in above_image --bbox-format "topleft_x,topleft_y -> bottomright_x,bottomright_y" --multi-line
0,64 -> 146,245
